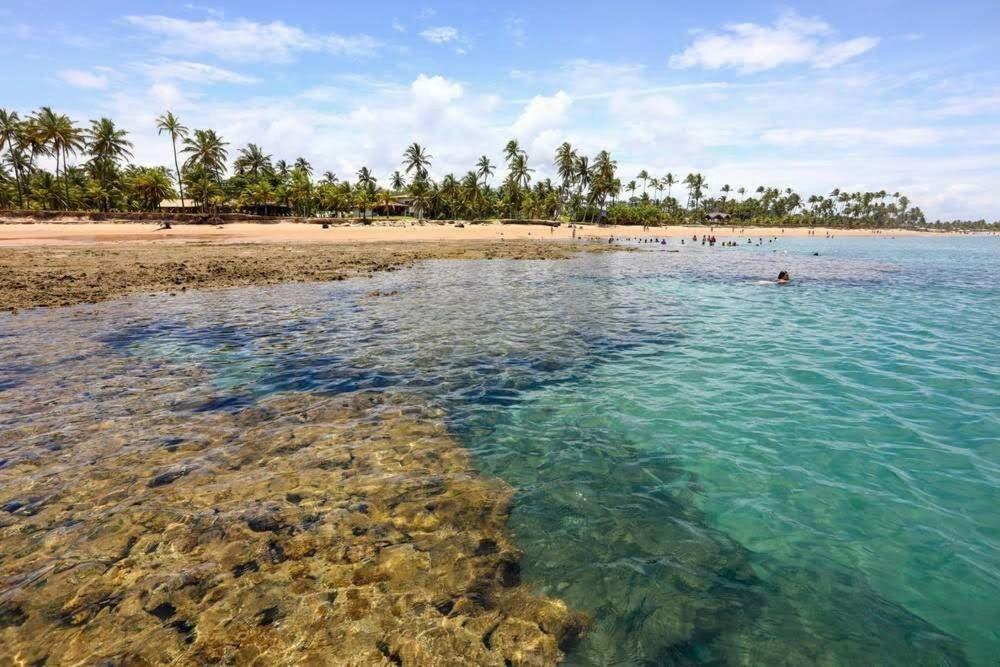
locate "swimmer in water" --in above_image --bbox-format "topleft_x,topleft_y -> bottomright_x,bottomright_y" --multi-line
777,270 -> 790,284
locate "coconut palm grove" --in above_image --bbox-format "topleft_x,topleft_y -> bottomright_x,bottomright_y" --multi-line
3,107 -> 993,230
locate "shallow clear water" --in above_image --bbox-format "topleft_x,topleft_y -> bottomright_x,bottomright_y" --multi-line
1,236 -> 997,665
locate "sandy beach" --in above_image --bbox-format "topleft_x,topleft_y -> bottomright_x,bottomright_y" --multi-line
0,220 -> 963,247
0,220 -> 970,313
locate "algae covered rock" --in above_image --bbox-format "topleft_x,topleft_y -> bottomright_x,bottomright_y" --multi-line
0,389 -> 586,665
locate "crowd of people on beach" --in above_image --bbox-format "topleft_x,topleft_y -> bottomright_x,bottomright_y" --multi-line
605,231 -> 798,284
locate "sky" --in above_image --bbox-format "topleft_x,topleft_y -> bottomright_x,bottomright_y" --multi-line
2,0 -> 999,220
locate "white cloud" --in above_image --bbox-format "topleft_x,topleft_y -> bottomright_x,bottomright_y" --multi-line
814,37 -> 880,69
419,26 -> 458,44
512,91 -> 572,138
411,74 -> 464,105
59,68 -> 109,89
669,11 -> 878,73
82,56 -> 999,221
392,20 -> 406,33
140,60 -> 257,84
124,15 -> 378,62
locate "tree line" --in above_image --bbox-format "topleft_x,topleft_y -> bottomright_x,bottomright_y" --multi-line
1,107 -> 995,230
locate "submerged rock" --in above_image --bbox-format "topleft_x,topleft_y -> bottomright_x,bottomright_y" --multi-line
0,390 -> 586,665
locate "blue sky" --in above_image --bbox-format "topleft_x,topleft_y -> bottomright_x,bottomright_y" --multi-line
2,1 -> 999,219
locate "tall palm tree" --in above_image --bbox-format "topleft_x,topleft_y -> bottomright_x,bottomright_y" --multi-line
0,109 -> 24,206
156,112 -> 189,207
509,152 -> 533,188
86,118 -> 133,211
475,155 -> 494,185
554,142 -> 577,189
503,139 -> 522,164
574,155 -> 591,202
637,169 -> 649,196
181,129 -> 228,210
356,166 -> 376,220
554,142 -> 577,215
684,173 -> 707,210
402,142 -> 432,178
389,170 -> 406,191
663,173 -> 676,200
87,118 -> 133,164
34,107 -> 85,209
720,184 -> 731,201
322,171 -> 338,184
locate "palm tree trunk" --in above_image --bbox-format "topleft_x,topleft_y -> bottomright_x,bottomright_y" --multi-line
172,136 -> 185,207
62,148 -> 71,210
12,163 -> 23,208
54,149 -> 62,210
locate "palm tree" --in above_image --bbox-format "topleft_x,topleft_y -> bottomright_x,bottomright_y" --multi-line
637,169 -> 649,196
86,118 -> 133,210
0,109 -> 24,206
156,112 -> 189,207
503,139 -> 522,164
242,180 -> 274,215
356,166 -> 376,220
128,166 -> 175,211
554,142 -> 577,188
322,171 -> 338,184
737,186 -> 746,201
181,129 -> 228,177
408,176 -> 431,220
664,173 -> 676,200
574,155 -> 591,209
87,118 -> 133,164
234,143 -> 272,178
181,129 -> 228,210
509,152 -> 533,189
34,107 -> 85,208
294,156 -> 313,176
389,170 -> 406,191
461,170 -> 482,217
683,173 -> 707,210
402,142 -> 432,178
554,142 -> 577,215
626,180 -> 637,200
720,184 -> 731,201
475,155 -> 495,185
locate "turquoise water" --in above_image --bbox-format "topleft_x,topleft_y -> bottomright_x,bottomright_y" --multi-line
1,235 -> 997,664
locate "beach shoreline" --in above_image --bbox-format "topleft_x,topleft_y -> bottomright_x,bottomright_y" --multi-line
0,238 -> 622,312
0,220 -> 971,247
0,219 -> 975,313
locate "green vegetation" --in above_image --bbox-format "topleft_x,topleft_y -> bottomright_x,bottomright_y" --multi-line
1,107 -> 996,230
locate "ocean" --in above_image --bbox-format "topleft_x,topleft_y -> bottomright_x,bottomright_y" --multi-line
1,235 -> 996,664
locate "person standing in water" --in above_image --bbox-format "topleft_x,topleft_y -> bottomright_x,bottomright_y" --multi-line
777,271 -> 790,284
